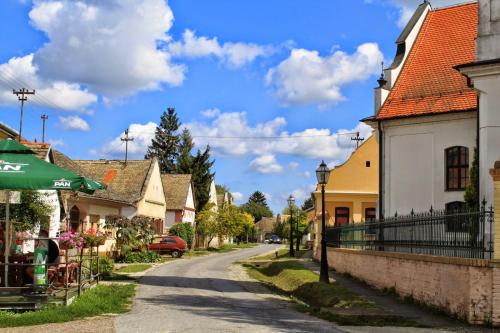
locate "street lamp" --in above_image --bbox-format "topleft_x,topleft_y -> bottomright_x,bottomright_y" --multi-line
316,160 -> 330,283
287,194 -> 295,257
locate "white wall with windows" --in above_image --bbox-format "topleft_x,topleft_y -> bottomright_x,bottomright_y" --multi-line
381,112 -> 477,216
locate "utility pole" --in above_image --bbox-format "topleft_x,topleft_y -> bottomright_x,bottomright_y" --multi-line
121,128 -> 134,164
13,88 -> 35,142
351,131 -> 364,149
41,114 -> 48,143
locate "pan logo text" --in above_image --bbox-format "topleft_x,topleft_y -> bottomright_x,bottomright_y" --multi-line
0,161 -> 26,173
53,179 -> 72,188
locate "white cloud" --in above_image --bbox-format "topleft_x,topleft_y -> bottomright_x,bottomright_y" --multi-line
303,171 -> 311,178
248,155 -> 284,174
28,0 -> 185,97
101,110 -> 373,163
280,184 -> 316,205
58,115 -> 90,131
288,162 -> 299,170
263,192 -> 273,201
47,138 -> 64,147
266,43 -> 383,107
185,111 -> 373,161
169,29 -> 274,68
0,54 -> 97,111
386,0 -> 465,28
200,108 -> 221,118
101,122 -> 157,158
231,192 -> 244,201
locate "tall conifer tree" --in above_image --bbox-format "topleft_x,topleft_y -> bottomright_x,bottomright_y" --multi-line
145,107 -> 180,173
176,128 -> 195,174
191,145 -> 215,212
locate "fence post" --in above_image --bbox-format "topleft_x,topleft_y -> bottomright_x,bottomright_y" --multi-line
490,161 -> 500,260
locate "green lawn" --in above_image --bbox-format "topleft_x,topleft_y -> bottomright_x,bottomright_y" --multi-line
245,260 -> 372,309
0,284 -> 136,328
115,264 -> 152,273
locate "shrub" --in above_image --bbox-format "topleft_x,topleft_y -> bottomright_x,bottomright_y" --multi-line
169,223 -> 194,249
92,256 -> 114,276
116,251 -> 161,263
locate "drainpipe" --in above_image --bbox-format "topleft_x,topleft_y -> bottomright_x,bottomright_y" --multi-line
378,120 -> 385,251
378,120 -> 384,220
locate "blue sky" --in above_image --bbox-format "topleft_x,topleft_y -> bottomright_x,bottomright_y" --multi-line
0,0 -> 465,212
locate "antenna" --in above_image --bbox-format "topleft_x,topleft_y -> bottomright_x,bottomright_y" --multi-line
351,132 -> 365,149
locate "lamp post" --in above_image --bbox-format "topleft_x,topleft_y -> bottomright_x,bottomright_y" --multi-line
287,194 -> 295,257
295,202 -> 300,255
316,160 -> 330,283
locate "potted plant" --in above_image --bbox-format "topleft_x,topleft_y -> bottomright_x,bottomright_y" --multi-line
58,231 -> 84,250
82,229 -> 107,247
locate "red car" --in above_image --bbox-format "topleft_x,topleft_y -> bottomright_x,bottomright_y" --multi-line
148,236 -> 187,257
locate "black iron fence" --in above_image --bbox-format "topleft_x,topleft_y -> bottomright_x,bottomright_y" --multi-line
325,204 -> 494,259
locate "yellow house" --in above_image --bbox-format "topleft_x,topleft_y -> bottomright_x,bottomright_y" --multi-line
312,135 -> 378,254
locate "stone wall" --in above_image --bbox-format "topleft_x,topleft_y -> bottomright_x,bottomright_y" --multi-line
314,248 -> 500,325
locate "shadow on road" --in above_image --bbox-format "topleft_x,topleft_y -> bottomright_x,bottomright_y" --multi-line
138,293 -> 338,333
138,275 -> 274,295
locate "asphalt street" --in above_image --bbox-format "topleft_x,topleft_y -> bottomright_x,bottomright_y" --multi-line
115,244 -> 344,333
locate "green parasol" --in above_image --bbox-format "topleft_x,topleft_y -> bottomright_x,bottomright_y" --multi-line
0,139 -> 106,193
0,139 -> 107,287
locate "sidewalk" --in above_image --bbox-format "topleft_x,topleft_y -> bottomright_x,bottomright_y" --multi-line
299,252 -> 493,332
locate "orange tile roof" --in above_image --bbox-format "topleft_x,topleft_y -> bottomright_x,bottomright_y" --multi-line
377,2 -> 478,120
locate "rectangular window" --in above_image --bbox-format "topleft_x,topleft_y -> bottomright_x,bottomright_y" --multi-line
365,208 -> 377,234
446,146 -> 469,190
445,201 -> 468,232
335,207 -> 350,226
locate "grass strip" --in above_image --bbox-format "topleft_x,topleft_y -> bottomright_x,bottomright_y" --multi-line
245,260 -> 372,309
115,264 -> 152,273
0,284 -> 136,328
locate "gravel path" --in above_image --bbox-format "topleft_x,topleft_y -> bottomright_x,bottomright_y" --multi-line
114,244 -> 344,333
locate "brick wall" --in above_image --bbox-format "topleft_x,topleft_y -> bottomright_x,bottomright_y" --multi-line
314,248 -> 500,325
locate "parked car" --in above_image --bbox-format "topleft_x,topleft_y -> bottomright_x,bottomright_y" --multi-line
147,236 -> 187,257
268,235 -> 282,244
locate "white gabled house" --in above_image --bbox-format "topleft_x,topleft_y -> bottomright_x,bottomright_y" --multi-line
363,2 -> 484,217
161,174 -> 196,232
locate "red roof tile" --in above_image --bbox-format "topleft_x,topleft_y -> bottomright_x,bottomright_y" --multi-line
377,2 -> 478,120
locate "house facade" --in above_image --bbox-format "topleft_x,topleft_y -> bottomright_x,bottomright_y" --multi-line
314,134 -> 379,225
53,152 -> 166,251
255,216 -> 275,242
312,135 -> 378,255
364,2 -> 480,217
161,174 -> 196,232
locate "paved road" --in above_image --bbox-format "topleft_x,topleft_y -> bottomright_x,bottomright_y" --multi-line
115,245 -> 343,333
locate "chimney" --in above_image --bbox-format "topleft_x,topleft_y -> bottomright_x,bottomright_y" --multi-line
477,0 -> 500,61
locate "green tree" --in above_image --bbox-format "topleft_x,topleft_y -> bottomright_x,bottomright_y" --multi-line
0,191 -> 53,232
169,222 -> 194,249
105,215 -> 156,254
248,191 -> 269,207
195,203 -> 218,247
191,146 -> 215,212
281,206 -> 309,244
176,128 -> 194,174
215,184 -> 230,195
301,196 -> 314,211
464,147 -> 479,210
241,191 -> 273,222
145,107 -> 181,173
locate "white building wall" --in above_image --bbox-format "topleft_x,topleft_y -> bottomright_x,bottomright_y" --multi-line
382,112 -> 477,216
